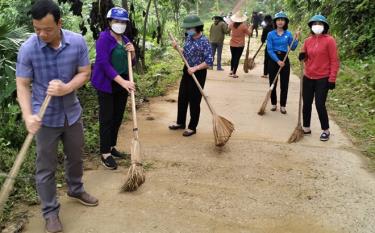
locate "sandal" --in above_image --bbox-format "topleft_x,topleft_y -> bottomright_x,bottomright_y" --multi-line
182,129 -> 196,137
303,130 -> 312,135
169,123 -> 185,130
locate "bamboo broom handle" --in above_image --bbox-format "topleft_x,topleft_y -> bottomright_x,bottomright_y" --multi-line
127,51 -> 139,140
0,95 -> 52,213
168,33 -> 216,115
252,42 -> 264,60
245,34 -> 251,60
297,61 -> 304,125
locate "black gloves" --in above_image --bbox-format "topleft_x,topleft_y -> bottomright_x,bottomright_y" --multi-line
298,52 -> 306,61
328,82 -> 336,90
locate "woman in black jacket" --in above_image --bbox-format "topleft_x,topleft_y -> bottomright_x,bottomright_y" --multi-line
261,15 -> 273,78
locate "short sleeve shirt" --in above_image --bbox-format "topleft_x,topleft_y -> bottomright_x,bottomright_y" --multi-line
183,35 -> 213,67
16,29 -> 89,127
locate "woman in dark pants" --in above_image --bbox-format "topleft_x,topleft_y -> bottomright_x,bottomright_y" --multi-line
266,11 -> 299,114
169,15 -> 213,137
91,7 -> 136,169
261,15 -> 273,78
299,15 -> 339,141
228,11 -> 252,78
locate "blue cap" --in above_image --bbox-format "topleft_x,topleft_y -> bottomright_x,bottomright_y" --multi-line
106,7 -> 129,21
274,11 -> 288,20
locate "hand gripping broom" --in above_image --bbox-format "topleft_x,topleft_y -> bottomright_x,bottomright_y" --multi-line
0,95 -> 52,214
288,60 -> 305,143
169,33 -> 234,147
121,51 -> 145,192
257,30 -> 299,116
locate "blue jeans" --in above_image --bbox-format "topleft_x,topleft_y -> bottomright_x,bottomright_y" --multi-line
211,43 -> 223,69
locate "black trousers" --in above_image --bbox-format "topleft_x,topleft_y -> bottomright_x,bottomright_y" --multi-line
252,25 -> 258,37
263,46 -> 271,76
268,53 -> 290,107
98,80 -> 129,154
302,76 -> 330,130
230,46 -> 244,74
177,66 -> 207,131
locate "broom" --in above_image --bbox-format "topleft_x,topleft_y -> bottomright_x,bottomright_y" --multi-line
248,42 -> 264,70
243,34 -> 251,73
0,95 -> 52,214
121,51 -> 145,192
288,60 -> 305,143
169,33 -> 234,147
257,31 -> 299,116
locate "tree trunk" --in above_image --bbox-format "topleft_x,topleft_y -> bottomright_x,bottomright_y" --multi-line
141,0 -> 152,73
196,0 -> 199,15
154,0 -> 162,45
122,0 -> 128,10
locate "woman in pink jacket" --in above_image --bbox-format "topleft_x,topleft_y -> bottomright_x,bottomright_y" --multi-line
299,15 -> 339,141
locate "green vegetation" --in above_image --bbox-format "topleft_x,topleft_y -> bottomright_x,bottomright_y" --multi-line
0,0 -> 374,228
328,59 -> 375,164
0,0 -> 183,227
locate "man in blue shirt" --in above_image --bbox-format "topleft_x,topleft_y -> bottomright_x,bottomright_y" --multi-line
16,0 -> 98,232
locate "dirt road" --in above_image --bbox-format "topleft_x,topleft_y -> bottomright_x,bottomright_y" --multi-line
23,37 -> 375,233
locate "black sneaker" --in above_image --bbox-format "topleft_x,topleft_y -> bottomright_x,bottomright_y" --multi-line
320,131 -> 330,141
101,155 -> 117,170
111,148 -> 129,159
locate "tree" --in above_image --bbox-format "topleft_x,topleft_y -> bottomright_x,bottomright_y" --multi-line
0,20 -> 29,105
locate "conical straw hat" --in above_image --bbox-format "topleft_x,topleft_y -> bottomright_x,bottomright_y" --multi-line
230,11 -> 248,23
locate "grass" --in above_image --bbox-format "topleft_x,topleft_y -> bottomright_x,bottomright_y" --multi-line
327,59 -> 375,166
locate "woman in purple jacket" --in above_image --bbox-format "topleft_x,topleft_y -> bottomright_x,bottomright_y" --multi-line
91,7 -> 136,170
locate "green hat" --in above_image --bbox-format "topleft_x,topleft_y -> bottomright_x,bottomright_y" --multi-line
182,15 -> 204,28
274,11 -> 289,23
308,14 -> 329,29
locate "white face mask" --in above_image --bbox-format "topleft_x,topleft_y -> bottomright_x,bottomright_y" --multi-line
111,23 -> 127,34
312,25 -> 324,35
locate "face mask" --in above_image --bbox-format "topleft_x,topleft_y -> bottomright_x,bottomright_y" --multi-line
261,21 -> 266,27
186,29 -> 196,37
312,25 -> 324,35
111,23 -> 126,34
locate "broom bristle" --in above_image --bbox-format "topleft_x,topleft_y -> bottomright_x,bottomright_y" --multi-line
213,115 -> 235,147
121,163 -> 145,192
121,138 -> 145,192
243,59 -> 249,73
249,59 -> 255,70
258,90 -> 272,115
287,125 -> 304,143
